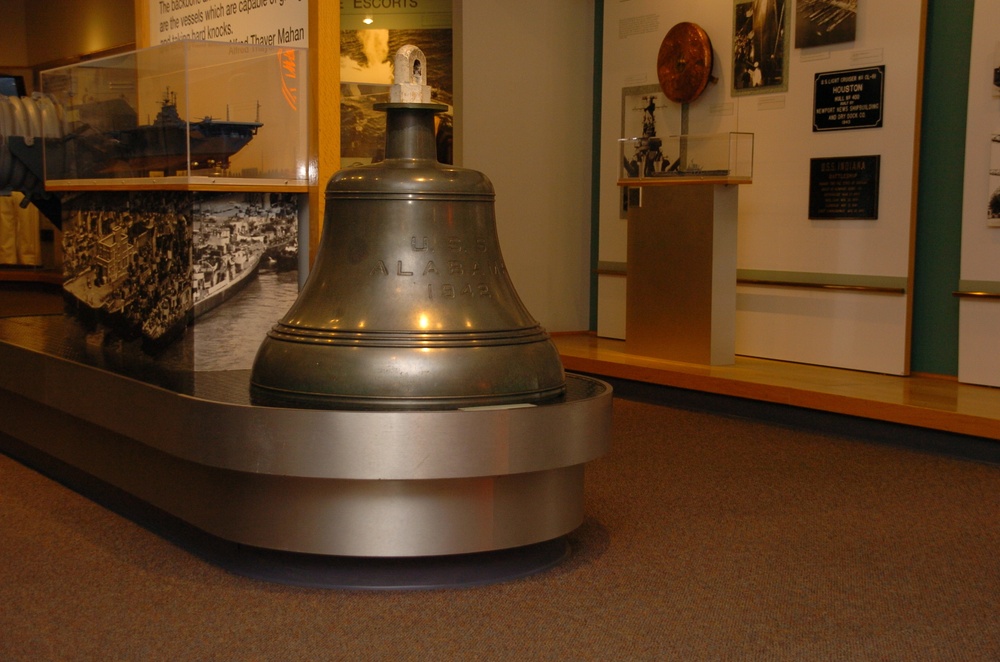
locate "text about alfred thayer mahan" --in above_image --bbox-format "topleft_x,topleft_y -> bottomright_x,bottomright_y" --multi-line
155,0 -> 306,46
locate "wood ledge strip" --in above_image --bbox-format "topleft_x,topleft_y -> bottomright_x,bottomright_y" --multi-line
953,291 -> 1000,299
738,279 -> 906,294
737,270 -> 907,294
558,353 -> 1000,441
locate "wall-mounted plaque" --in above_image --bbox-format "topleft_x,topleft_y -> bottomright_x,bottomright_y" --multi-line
813,66 -> 884,131
808,155 -> 880,219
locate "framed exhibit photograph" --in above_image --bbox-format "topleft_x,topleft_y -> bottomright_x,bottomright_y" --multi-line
989,135 -> 1000,227
0,74 -> 25,97
732,0 -> 790,95
994,40 -> 1000,90
795,0 -> 858,49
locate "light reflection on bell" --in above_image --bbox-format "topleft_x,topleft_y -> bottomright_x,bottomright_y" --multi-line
251,46 -> 566,409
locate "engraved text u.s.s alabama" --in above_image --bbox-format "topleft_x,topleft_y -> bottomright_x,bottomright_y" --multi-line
368,235 -> 502,299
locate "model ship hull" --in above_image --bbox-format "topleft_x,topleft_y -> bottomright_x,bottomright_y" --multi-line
50,93 -> 262,179
109,119 -> 262,175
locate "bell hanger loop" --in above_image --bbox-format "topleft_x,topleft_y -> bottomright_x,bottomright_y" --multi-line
374,45 -> 447,162
392,45 -> 432,103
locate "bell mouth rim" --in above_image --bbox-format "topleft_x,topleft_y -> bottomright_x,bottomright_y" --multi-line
249,382 -> 568,411
325,191 -> 495,201
265,324 -> 553,348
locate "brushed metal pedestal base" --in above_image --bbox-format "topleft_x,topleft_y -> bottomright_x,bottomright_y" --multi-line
1,429 -> 572,589
0,316 -> 612,584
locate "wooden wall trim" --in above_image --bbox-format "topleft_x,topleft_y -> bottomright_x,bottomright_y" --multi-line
308,1 -> 340,266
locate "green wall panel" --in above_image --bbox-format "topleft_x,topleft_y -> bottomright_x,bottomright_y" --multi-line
912,0 -> 974,375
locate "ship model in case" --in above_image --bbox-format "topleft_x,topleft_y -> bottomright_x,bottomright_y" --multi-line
60,88 -> 263,178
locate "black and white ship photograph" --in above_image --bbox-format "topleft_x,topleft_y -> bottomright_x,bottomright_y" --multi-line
61,191 -> 299,367
795,0 -> 858,49
989,134 -> 1000,227
733,0 -> 790,95
340,28 -> 453,166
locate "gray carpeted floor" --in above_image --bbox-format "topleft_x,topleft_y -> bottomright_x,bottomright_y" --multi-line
2,395 -> 998,660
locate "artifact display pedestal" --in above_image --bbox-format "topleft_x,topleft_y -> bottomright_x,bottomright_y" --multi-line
621,178 -> 746,365
0,315 -> 612,588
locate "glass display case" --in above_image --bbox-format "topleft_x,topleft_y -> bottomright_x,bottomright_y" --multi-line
41,41 -> 308,189
619,132 -> 754,181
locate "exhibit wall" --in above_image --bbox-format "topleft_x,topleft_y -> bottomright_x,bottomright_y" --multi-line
598,0 -> 925,375
24,0 -> 135,66
454,0 -> 595,333
958,0 -> 1000,387
0,1 -> 29,66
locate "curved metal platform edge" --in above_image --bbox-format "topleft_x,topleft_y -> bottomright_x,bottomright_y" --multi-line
0,320 -> 612,559
0,430 -> 573,589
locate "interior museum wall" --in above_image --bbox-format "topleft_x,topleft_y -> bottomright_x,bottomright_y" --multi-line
597,0 -> 925,375
453,0 -> 595,333
957,0 -> 1000,387
732,0 -> 923,375
23,0 -> 134,66
0,1 -> 29,66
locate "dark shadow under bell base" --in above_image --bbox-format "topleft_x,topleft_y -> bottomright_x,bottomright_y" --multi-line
224,538 -> 571,590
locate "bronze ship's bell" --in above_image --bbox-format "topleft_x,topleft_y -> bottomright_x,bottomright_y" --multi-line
251,46 -> 566,409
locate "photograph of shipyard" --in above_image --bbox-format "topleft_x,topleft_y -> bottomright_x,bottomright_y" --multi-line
795,0 -> 858,49
62,191 -> 298,355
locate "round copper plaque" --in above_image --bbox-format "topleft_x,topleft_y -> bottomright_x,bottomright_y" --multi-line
656,22 -> 714,104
